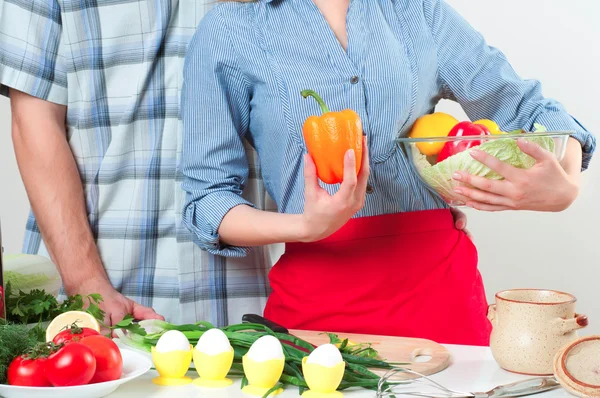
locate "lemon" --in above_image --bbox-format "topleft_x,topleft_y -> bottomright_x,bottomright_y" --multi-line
45,310 -> 101,342
473,119 -> 501,135
409,113 -> 459,155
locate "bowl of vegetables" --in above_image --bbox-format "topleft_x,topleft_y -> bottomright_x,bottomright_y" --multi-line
396,115 -> 572,206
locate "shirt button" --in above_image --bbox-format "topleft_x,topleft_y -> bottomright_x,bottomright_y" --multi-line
366,185 -> 374,194
350,76 -> 360,84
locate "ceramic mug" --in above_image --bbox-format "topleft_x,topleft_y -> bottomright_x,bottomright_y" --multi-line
488,289 -> 588,375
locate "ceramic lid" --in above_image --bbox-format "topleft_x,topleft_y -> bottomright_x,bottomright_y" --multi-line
554,336 -> 600,397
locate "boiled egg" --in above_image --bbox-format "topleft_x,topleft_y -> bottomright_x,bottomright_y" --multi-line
306,343 -> 343,367
247,335 -> 285,362
156,330 -> 191,353
151,330 -> 193,386
196,328 -> 232,355
302,344 -> 345,394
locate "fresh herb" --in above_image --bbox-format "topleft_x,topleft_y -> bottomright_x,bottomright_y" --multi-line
114,319 -> 408,395
4,282 -> 105,329
0,323 -> 39,384
323,332 -> 381,359
112,314 -> 146,336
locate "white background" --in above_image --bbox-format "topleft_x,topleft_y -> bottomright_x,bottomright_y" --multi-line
0,0 -> 598,333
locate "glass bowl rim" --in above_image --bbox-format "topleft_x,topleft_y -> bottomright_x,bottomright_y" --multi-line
394,130 -> 574,143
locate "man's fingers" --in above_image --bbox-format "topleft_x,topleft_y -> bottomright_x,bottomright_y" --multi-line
109,308 -> 128,328
132,303 -> 164,321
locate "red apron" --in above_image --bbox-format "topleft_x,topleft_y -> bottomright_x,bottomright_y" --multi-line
264,209 -> 492,346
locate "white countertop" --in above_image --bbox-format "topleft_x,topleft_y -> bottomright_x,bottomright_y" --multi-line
107,345 -> 574,397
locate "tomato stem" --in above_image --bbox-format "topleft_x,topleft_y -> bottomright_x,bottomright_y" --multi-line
301,90 -> 330,114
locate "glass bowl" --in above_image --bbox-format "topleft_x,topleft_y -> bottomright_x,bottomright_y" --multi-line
395,131 -> 572,206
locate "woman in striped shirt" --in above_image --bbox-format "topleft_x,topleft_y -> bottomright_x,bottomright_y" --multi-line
181,0 -> 595,345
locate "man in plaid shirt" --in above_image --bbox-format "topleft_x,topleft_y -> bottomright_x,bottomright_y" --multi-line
0,0 -> 274,326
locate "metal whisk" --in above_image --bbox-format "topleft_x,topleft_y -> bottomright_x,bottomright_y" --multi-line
376,368 -> 475,398
376,368 -> 561,398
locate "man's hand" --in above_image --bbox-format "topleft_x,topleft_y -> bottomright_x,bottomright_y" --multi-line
72,278 -> 164,333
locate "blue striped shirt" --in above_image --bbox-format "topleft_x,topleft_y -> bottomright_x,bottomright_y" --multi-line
181,0 -> 596,256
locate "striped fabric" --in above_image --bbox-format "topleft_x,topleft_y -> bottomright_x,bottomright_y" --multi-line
181,0 -> 596,256
0,0 -> 274,325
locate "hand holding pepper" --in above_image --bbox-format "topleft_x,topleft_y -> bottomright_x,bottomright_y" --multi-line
298,135 -> 370,242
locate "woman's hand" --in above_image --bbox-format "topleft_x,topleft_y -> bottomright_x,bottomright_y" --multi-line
450,207 -> 473,240
452,138 -> 580,212
299,137 -> 370,242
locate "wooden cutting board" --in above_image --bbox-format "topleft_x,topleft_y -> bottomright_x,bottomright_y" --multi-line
290,329 -> 452,380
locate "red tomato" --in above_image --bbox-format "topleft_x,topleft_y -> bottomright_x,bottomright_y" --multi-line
436,121 -> 491,163
80,335 -> 123,383
45,342 -> 96,387
52,327 -> 100,345
7,356 -> 51,387
52,326 -> 100,345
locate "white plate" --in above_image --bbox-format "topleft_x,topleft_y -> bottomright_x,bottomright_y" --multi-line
0,348 -> 152,398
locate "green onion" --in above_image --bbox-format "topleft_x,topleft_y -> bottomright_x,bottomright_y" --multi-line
113,317 -> 410,395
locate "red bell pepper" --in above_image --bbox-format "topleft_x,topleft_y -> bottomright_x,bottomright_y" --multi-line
436,121 -> 491,163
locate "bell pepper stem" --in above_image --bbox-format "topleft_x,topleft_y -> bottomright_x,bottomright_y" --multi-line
301,90 -> 330,114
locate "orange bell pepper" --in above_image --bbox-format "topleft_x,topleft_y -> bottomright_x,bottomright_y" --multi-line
301,89 -> 363,185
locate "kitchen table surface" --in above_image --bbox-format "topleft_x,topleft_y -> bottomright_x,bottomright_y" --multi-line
108,344 -> 574,397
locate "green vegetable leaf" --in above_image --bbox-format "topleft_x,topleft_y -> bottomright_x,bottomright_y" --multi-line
10,306 -> 24,318
3,271 -> 53,291
4,281 -> 106,327
262,383 -> 284,398
88,293 -> 104,303
338,338 -> 349,350
86,303 -> 104,322
114,314 -> 135,328
111,314 -> 147,336
322,332 -> 341,345
411,133 -> 555,204
0,324 -> 39,383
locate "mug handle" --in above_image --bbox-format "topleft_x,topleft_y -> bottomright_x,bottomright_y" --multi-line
557,313 -> 588,335
487,304 -> 497,326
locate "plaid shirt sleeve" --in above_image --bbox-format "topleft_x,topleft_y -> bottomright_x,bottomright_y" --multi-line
0,0 -> 68,104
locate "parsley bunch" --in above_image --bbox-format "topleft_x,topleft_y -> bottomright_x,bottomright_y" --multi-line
4,282 -> 105,340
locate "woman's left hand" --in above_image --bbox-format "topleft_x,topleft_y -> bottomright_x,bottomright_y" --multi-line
452,138 -> 580,212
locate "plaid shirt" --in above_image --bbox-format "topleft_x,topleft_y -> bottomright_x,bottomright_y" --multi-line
0,0 -> 274,325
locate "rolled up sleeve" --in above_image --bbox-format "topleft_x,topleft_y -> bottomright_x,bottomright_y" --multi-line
423,0 -> 596,170
181,8 -> 255,257
0,0 -> 68,104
